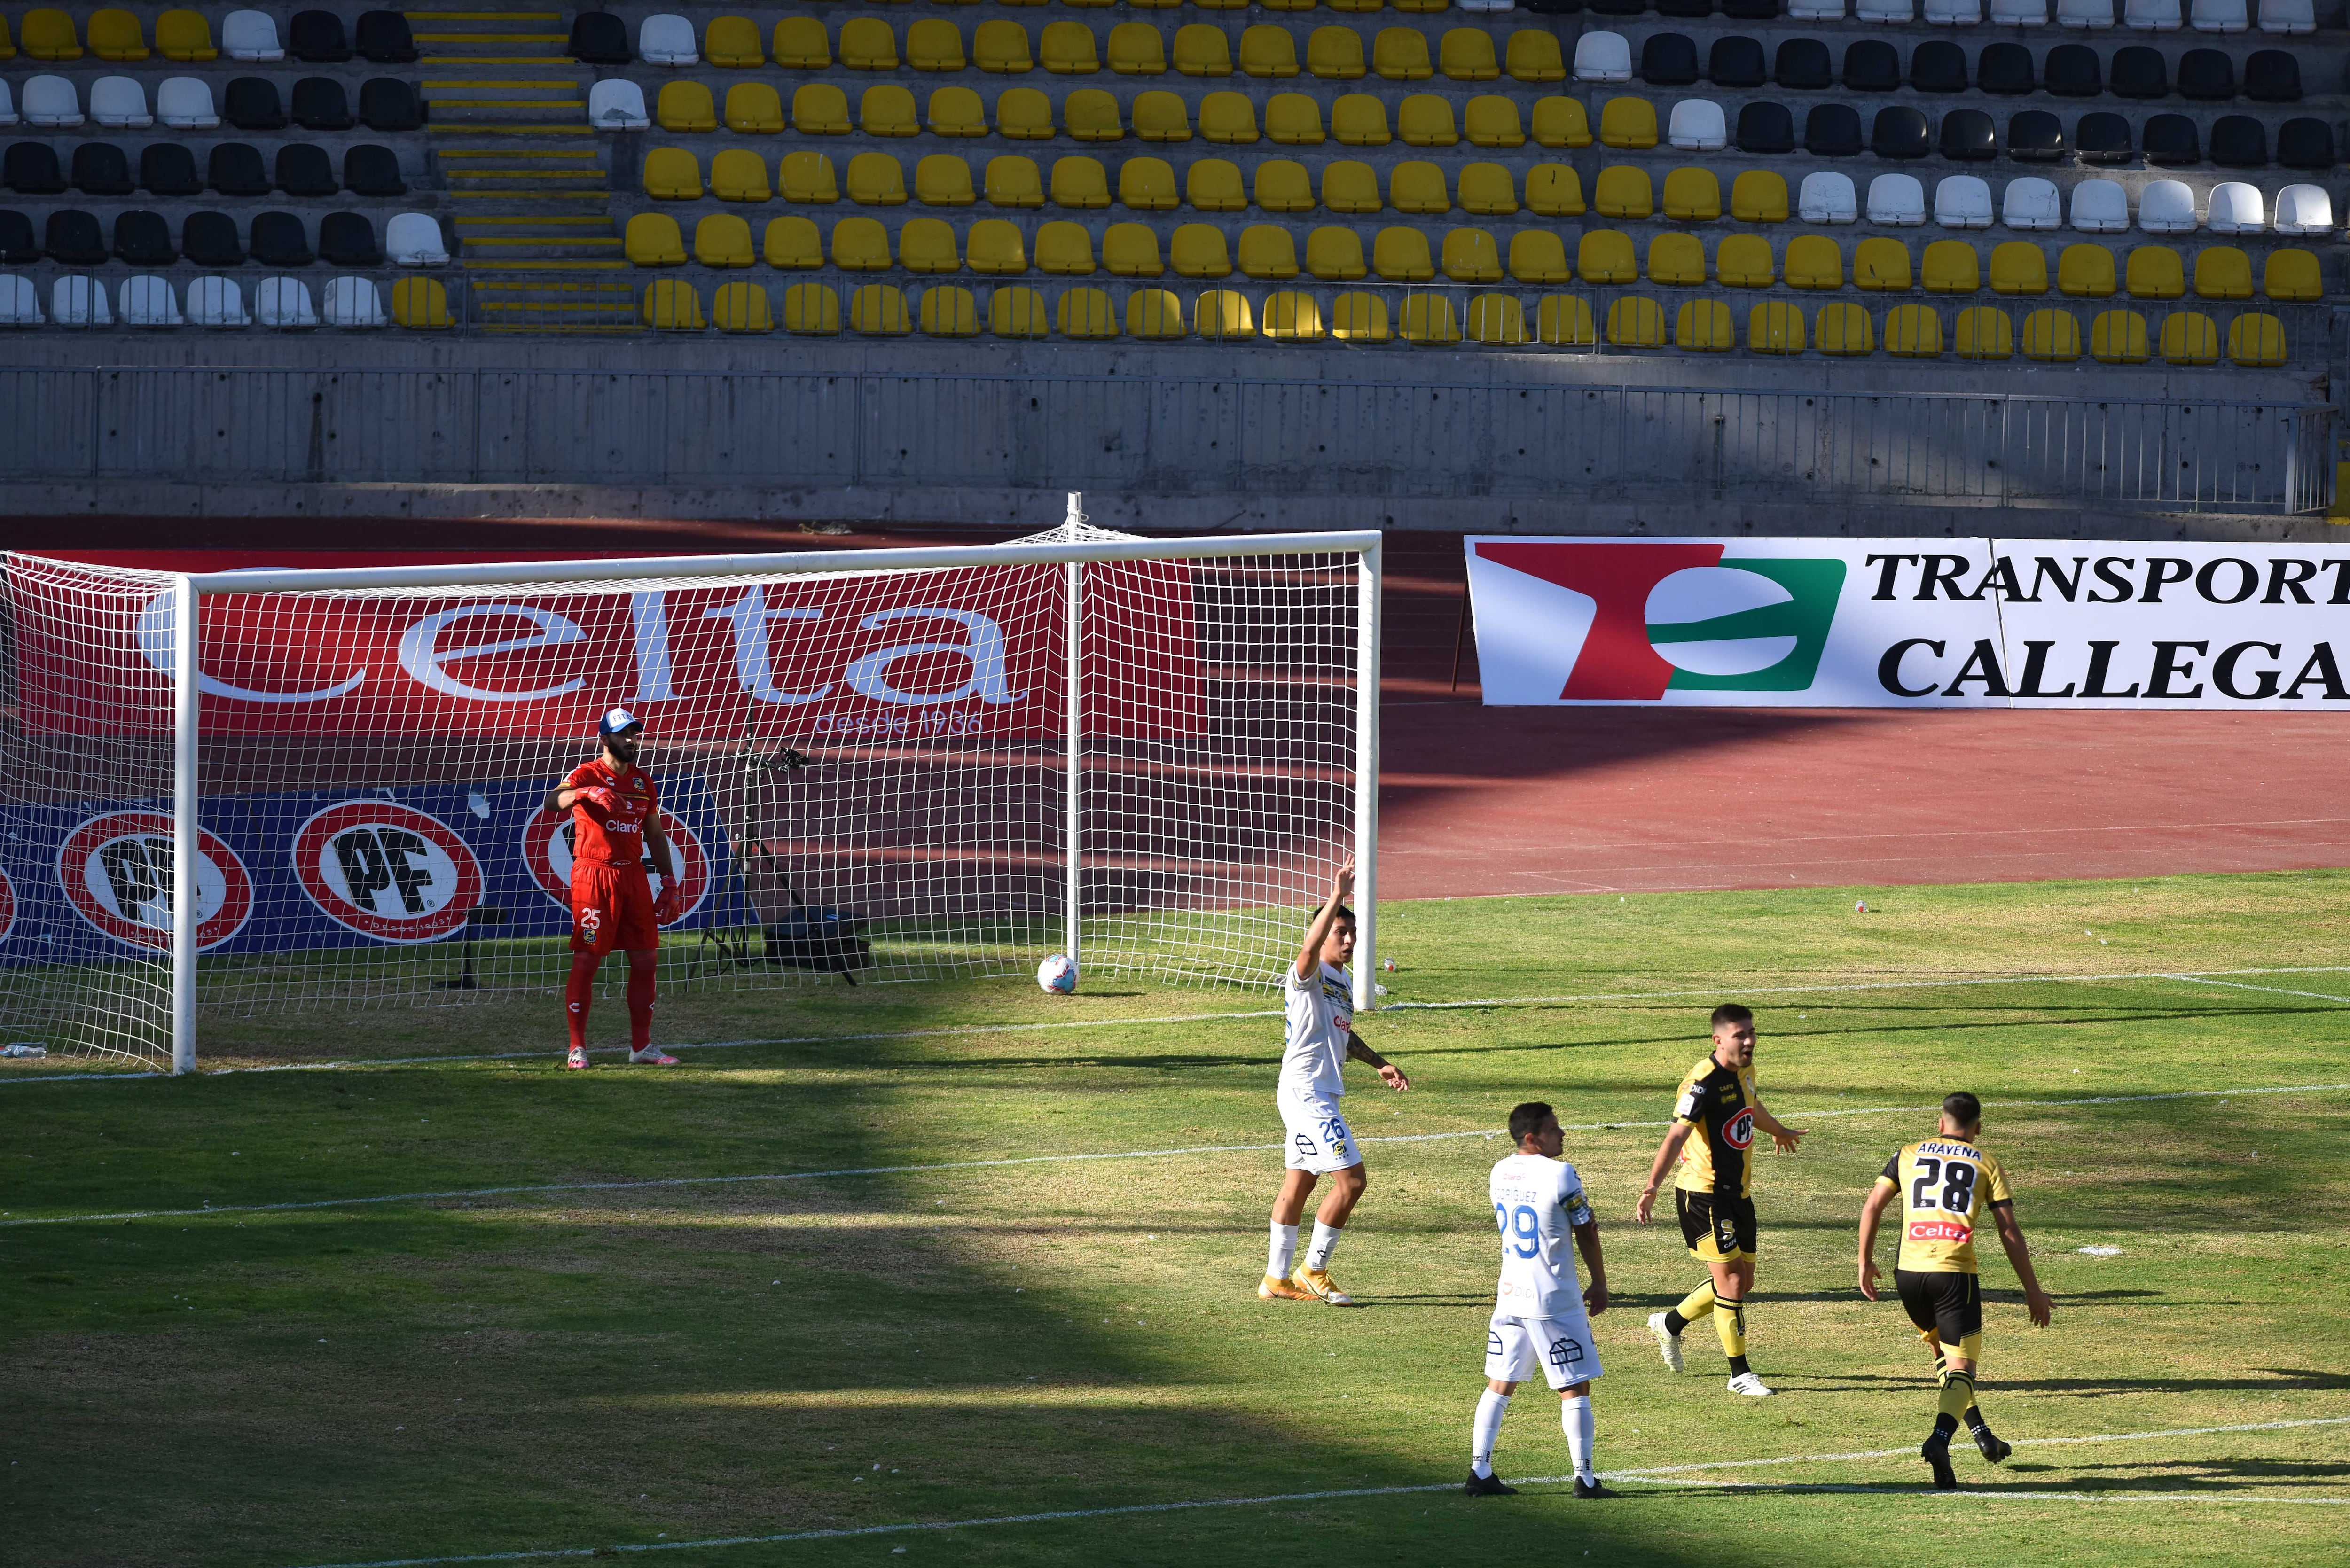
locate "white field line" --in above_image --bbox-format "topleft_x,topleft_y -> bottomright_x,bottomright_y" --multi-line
6,965 -> 2347,1088
2165,975 -> 2350,1005
281,1416 -> 2350,1568
7,1080 -> 2345,1231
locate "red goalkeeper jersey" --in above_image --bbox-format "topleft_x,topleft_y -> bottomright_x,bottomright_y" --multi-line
562,759 -> 659,867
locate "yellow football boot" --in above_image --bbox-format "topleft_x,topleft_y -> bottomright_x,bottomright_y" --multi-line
1258,1272 -> 1314,1301
1290,1265 -> 1355,1306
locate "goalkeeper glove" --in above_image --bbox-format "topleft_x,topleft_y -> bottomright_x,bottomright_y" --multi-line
573,784 -> 618,814
652,884 -> 681,925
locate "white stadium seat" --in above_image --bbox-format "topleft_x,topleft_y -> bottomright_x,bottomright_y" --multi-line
1924,0 -> 1984,21
2190,0 -> 2248,26
0,81 -> 17,129
2058,0 -> 2117,24
23,76 -> 84,129
2124,0 -> 2183,26
2257,0 -> 2314,31
1867,173 -> 1927,226
122,276 -> 184,328
1934,175 -> 1994,227
2069,179 -> 2131,232
52,276 -> 112,327
157,78 -> 221,130
1668,99 -> 1727,151
221,9 -> 285,61
1457,0 -> 1517,11
2272,183 -> 2333,236
257,277 -> 320,328
2138,179 -> 2199,232
589,79 -> 650,131
1991,0 -> 2052,21
1787,0 -> 1847,16
638,14 -> 700,67
188,277 -> 251,328
0,275 -> 43,326
1857,0 -> 1916,19
90,76 -> 153,130
1799,170 -> 1857,225
2002,177 -> 2063,229
2204,181 -> 2265,234
388,213 -> 451,265
1573,32 -> 1631,83
323,277 -> 387,328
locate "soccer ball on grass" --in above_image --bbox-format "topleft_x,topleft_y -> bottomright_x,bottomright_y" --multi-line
1036,953 -> 1078,995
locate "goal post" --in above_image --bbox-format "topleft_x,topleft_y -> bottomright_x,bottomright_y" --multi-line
0,507 -> 1382,1073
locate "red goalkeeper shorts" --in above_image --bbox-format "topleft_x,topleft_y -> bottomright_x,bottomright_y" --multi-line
570,862 -> 658,957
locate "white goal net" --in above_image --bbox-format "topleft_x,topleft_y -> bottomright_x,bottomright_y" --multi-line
0,507 -> 1380,1071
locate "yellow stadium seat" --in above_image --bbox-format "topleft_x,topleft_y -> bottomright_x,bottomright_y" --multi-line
2194,246 -> 2254,301
712,281 -> 774,334
775,17 -> 830,69
1188,158 -> 1247,211
909,19 -> 966,71
1241,25 -> 1298,77
1506,31 -> 1566,84
727,83 -> 786,134
1332,291 -> 1393,343
2021,307 -> 2080,362
707,16 -> 767,68
2090,308 -> 2150,363
793,85 -> 851,134
1323,161 -> 1383,214
1465,96 -> 1525,149
1606,296 -> 1666,348
1922,241 -> 1979,294
1594,167 -> 1653,221
976,19 -> 1034,72
1174,23 -> 1231,75
928,86 -> 988,136
713,149 -> 773,202
1042,20 -> 1100,73
1730,171 -> 1788,224
625,213 -> 687,266
1817,301 -> 1873,356
763,216 -> 823,269
1105,223 -> 1164,275
1885,304 -> 1943,357
987,155 -> 1046,206
1538,295 -> 1597,346
1330,0 -> 1387,10
1749,301 -> 1805,355
1662,168 -> 1720,222
1526,164 -> 1584,218
997,87 -> 1056,139
847,152 -> 908,206
1374,227 -> 1436,281
1392,162 -> 1451,215
1197,289 -> 1256,339
1466,293 -> 1529,345
1598,98 -> 1658,150
1128,288 -> 1189,339
832,216 -> 892,270
1268,93 -> 1326,144
1037,221 -> 1097,274
1648,233 -> 1706,286
1855,237 -> 1911,292
916,154 -> 975,206
1262,291 -> 1327,342
2058,244 -> 2115,298
1308,226 -> 1368,280
2264,248 -> 2322,303
1058,286 -> 1120,338
1989,242 -> 2049,296
1785,235 -> 1842,290
1172,224 -> 1234,278
1676,299 -> 1734,352
852,284 -> 913,336
1308,26 -> 1368,79
21,9 -> 81,61
991,286 -> 1052,337
1052,156 -> 1112,208
643,278 -> 706,331
1953,305 -> 2012,359
1256,160 -> 1316,212
1716,234 -> 1774,287
1240,225 -> 1300,280
1444,227 -> 1503,282
1460,164 -> 1518,216
1442,29 -> 1500,81
922,285 -> 982,336
1402,294 -> 1462,345
658,82 -> 718,133
696,213 -> 756,267
2126,247 -> 2185,301
1508,230 -> 1570,284
1578,229 -> 1638,284
1400,94 -> 1459,147
393,279 -> 455,331
1129,90 -> 1186,140
89,8 -> 147,61
1202,92 -> 1260,143
969,219 -> 1030,273
901,217 -> 963,273
1111,22 -> 1167,74
840,17 -> 897,70
157,9 -> 216,62
2229,313 -> 2287,367
1531,97 -> 1591,148
1376,28 -> 1434,81
1333,95 -> 1392,146
2161,311 -> 2220,365
863,86 -> 920,136
643,148 -> 703,200
1120,156 -> 1179,209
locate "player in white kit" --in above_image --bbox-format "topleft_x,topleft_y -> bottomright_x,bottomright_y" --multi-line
1468,1100 -> 1614,1499
1259,859 -> 1410,1306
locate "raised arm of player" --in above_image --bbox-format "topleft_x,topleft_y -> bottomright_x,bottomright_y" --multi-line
1574,1217 -> 1608,1316
1634,1122 -> 1695,1225
1991,1202 -> 2055,1328
544,777 -> 614,816
1294,858 -> 1354,983
1856,1176 -> 1898,1300
1751,1098 -> 1808,1155
1345,1030 -> 1409,1092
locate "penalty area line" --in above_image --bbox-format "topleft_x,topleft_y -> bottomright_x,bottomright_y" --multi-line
280,1416 -> 2350,1568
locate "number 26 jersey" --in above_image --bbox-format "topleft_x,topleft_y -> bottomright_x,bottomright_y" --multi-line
1880,1138 -> 2013,1274
1489,1153 -> 1597,1318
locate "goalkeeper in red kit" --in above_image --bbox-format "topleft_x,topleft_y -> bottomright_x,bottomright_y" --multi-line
544,708 -> 683,1069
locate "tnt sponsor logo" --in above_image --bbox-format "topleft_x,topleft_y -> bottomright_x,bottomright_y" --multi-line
292,801 -> 486,944
58,810 -> 252,951
1909,1218 -> 1973,1243
1725,1108 -> 1756,1150
523,808 -> 711,925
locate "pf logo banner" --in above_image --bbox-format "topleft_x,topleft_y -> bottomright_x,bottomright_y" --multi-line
522,809 -> 712,925
291,801 -> 486,943
58,810 -> 254,951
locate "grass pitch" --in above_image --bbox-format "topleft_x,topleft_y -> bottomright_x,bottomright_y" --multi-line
4,870 -> 2348,1568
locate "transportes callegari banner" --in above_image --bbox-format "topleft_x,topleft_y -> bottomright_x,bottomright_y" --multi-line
1465,537 -> 2350,709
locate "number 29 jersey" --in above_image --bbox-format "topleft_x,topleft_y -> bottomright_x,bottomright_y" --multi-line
1489,1153 -> 1597,1318
1880,1137 -> 2013,1274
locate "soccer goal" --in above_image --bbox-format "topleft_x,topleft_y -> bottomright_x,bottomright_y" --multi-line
0,502 -> 1380,1072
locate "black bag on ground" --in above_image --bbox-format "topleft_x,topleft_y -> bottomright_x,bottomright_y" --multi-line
762,906 -> 871,975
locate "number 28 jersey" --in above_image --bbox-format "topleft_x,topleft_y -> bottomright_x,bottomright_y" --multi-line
1880,1138 -> 2013,1274
1489,1153 -> 1597,1318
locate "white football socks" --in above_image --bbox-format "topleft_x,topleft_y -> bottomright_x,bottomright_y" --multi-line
1305,1220 -> 1342,1272
1267,1221 -> 1298,1279
1471,1389 -> 1511,1478
1563,1394 -> 1596,1483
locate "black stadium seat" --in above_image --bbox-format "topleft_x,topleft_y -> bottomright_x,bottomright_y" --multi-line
2007,109 -> 2066,160
1910,40 -> 1967,93
294,78 -> 355,131
136,143 -> 201,197
1520,0 -> 1581,11
2045,44 -> 2100,97
1657,0 -> 1713,17
2244,50 -> 2301,102
72,143 -> 134,196
320,211 -> 381,265
46,209 -> 106,265
2210,116 -> 2268,167
226,76 -> 287,130
2178,48 -> 2235,101
0,209 -> 39,263
2278,116 -> 2335,169
344,144 -> 406,196
5,141 -> 66,195
290,9 -> 352,63
356,10 -> 418,63
209,142 -> 271,195
361,78 -> 424,131
1722,0 -> 1780,16
1873,105 -> 1930,158
2075,111 -> 2133,163
568,12 -> 631,63
251,211 -> 314,266
1642,33 -> 1700,86
1939,108 -> 1997,160
1737,100 -> 1795,153
276,143 -> 338,196
2111,46 -> 2167,99
2143,113 -> 2201,165
1807,102 -> 1862,156
1844,40 -> 1899,94
1977,43 -> 2033,95
182,210 -> 245,266
1775,38 -> 1831,91
1589,0 -> 1644,14
1709,36 -> 1766,88
114,209 -> 177,265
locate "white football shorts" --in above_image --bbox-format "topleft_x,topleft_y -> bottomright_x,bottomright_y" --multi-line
1277,1085 -> 1358,1174
1485,1308 -> 1603,1391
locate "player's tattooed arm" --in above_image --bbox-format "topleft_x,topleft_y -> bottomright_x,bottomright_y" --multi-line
1991,1201 -> 2055,1328
1856,1178 -> 1898,1300
1634,1122 -> 1695,1225
643,805 -> 679,883
1345,1030 -> 1409,1091
1573,1218 -> 1607,1315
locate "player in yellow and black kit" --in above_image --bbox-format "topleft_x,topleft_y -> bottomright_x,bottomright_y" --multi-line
1634,1004 -> 1806,1398
1859,1091 -> 2054,1490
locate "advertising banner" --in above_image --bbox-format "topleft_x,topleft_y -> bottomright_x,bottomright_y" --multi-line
1465,538 -> 2350,709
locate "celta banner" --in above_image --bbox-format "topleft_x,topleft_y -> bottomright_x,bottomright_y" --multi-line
1465,538 -> 2350,709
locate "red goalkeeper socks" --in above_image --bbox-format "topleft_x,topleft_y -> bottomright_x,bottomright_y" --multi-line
565,954 -> 598,1050
626,957 -> 657,1052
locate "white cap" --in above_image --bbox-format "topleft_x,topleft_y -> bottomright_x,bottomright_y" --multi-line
598,707 -> 642,738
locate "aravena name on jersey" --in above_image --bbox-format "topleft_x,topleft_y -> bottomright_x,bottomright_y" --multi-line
1489,1153 -> 1598,1318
